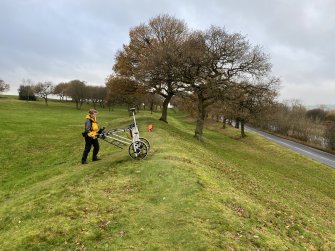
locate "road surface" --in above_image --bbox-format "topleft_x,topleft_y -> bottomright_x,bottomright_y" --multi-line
245,126 -> 335,169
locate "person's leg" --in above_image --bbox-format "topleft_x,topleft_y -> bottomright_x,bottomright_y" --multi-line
92,139 -> 100,161
82,137 -> 93,164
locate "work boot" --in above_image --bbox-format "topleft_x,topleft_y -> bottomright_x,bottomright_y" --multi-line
92,157 -> 101,161
82,160 -> 88,164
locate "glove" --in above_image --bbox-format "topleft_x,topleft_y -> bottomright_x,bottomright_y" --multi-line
98,127 -> 106,134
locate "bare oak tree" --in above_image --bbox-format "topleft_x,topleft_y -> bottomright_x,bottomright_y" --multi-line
0,79 -> 10,93
34,81 -> 54,106
65,80 -> 86,109
225,78 -> 279,137
114,14 -> 188,122
181,27 -> 272,140
54,82 -> 69,101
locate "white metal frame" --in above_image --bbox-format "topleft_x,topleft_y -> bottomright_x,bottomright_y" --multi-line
99,108 -> 149,159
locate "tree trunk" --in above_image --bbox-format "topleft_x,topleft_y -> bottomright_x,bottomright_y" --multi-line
150,101 -> 154,114
241,119 -> 246,138
222,117 -> 226,129
235,119 -> 240,129
194,92 -> 206,141
159,93 -> 174,123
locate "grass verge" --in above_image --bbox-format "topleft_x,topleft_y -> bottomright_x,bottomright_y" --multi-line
0,97 -> 334,250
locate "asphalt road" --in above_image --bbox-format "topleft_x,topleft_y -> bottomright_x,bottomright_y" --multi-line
245,126 -> 335,169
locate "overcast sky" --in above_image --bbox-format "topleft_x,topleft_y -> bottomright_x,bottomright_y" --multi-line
0,0 -> 334,105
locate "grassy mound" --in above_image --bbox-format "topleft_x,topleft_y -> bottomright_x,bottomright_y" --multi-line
0,97 -> 334,250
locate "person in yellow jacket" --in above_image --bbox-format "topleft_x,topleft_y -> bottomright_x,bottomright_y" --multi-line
81,109 -> 101,164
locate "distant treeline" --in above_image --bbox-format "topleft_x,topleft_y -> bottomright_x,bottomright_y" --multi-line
247,100 -> 335,151
17,79 -> 163,110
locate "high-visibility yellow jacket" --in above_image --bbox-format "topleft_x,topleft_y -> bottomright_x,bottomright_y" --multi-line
84,115 -> 99,138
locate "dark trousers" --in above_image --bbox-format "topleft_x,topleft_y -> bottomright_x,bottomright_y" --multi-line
82,136 -> 99,161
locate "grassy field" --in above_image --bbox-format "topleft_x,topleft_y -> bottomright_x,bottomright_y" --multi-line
0,96 -> 334,250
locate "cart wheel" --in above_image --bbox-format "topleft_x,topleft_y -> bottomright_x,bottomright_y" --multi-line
139,137 -> 150,151
128,141 -> 148,160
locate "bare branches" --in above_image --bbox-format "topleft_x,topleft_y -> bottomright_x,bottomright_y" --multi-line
112,14 -> 279,138
113,15 -> 189,122
34,82 -> 54,106
0,79 -> 10,93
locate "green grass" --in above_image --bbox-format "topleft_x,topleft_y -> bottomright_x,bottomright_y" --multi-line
0,96 -> 334,250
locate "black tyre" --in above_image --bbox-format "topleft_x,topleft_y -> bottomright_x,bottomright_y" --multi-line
128,141 -> 148,160
139,137 -> 150,151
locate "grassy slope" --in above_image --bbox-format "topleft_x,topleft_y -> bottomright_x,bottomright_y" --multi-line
0,97 -> 334,250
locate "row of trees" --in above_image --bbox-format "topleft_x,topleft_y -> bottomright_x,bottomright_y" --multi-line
250,100 -> 335,150
171,78 -> 278,138
18,79 -> 165,111
17,80 -> 106,109
111,14 -> 279,140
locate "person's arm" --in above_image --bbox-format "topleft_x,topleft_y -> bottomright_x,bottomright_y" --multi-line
84,119 -> 92,133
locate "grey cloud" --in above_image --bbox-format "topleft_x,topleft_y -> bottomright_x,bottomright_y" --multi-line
0,0 -> 334,105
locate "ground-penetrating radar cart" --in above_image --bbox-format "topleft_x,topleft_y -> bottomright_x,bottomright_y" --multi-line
98,108 -> 150,160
